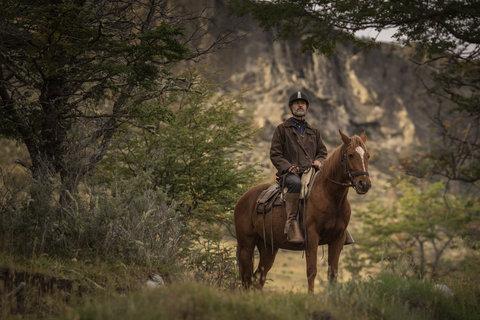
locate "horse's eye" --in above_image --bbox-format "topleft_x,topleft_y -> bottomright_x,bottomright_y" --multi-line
366,153 -> 370,159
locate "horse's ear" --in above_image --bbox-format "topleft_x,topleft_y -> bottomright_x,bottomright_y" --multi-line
360,130 -> 367,143
339,129 -> 351,145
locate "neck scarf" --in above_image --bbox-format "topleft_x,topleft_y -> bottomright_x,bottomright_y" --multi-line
291,117 -> 306,134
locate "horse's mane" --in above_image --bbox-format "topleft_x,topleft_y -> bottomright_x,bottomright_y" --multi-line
321,135 -> 365,179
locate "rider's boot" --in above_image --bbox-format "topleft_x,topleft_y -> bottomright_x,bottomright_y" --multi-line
344,229 -> 355,245
284,193 -> 304,244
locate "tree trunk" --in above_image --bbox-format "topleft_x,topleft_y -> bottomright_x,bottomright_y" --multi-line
417,237 -> 426,279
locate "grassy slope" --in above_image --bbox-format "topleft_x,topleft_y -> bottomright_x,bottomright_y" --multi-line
0,253 -> 161,319
64,272 -> 479,320
0,253 -> 158,290
2,243 -> 478,320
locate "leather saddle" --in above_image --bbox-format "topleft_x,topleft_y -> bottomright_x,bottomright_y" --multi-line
255,183 -> 283,214
256,168 -> 319,214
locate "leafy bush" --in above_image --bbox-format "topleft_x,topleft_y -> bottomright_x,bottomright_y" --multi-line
187,239 -> 239,289
0,169 -> 185,269
353,177 -> 478,279
99,81 -> 259,241
78,172 -> 185,267
95,81 -> 258,287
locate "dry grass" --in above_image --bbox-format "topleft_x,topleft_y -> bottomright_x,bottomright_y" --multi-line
223,239 -> 354,292
63,272 -> 480,320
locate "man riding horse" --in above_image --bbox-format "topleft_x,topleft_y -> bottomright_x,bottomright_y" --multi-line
270,91 -> 354,245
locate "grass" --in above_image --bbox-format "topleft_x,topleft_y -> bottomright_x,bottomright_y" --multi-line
61,272 -> 479,320
2,248 -> 479,320
2,243 -> 479,320
0,252 -> 170,319
0,252 -> 164,290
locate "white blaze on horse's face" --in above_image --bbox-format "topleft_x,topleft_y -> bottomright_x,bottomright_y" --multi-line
355,146 -> 366,171
350,143 -> 371,195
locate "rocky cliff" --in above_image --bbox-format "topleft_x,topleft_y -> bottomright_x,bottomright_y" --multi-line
176,0 -> 434,181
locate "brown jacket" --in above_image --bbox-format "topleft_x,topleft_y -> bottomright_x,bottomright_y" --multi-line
270,117 -> 328,176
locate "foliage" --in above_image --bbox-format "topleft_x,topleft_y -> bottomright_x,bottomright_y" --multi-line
343,239 -> 368,280
94,82 -> 258,287
400,58 -> 480,184
0,167 -> 185,269
78,172 -> 185,267
0,81 -> 259,317
356,177 -> 478,279
1,80 -> 257,294
99,81 -> 259,240
187,239 -> 239,289
327,272 -> 479,320
228,0 -> 479,56
0,0 -> 227,197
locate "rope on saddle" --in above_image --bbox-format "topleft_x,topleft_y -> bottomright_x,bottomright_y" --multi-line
302,198 -> 308,256
262,213 -> 267,250
270,210 -> 274,253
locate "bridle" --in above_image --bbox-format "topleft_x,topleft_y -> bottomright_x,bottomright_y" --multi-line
328,145 -> 369,191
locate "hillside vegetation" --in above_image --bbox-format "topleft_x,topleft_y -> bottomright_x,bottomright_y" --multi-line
65,272 -> 479,320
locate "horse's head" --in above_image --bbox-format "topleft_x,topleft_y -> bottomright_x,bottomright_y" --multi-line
339,130 -> 372,194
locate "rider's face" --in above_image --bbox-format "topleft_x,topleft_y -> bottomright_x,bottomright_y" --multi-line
290,100 -> 308,117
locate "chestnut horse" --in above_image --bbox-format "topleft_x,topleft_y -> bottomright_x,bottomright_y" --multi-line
234,130 -> 371,292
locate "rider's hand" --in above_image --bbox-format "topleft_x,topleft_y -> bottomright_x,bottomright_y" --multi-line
287,165 -> 300,174
312,160 -> 323,170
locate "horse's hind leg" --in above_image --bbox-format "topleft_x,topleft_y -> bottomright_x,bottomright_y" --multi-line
253,244 -> 278,289
237,237 -> 256,289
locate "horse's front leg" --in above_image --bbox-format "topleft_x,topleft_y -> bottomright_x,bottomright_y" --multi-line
327,231 -> 346,283
305,227 -> 320,293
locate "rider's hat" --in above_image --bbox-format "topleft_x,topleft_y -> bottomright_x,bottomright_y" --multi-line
288,91 -> 310,107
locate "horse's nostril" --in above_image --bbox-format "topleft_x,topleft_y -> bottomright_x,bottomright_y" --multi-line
357,180 -> 370,193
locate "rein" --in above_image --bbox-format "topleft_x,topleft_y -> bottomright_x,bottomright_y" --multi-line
327,147 -> 369,190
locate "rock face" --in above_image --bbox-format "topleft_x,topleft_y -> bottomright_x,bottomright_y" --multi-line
176,0 -> 433,178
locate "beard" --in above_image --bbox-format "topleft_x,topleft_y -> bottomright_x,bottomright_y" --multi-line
292,109 -> 306,117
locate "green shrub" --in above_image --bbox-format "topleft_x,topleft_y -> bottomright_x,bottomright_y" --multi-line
0,170 -> 185,269
355,177 -> 478,279
99,81 -> 259,241
187,239 -> 239,289
77,172 -> 185,267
